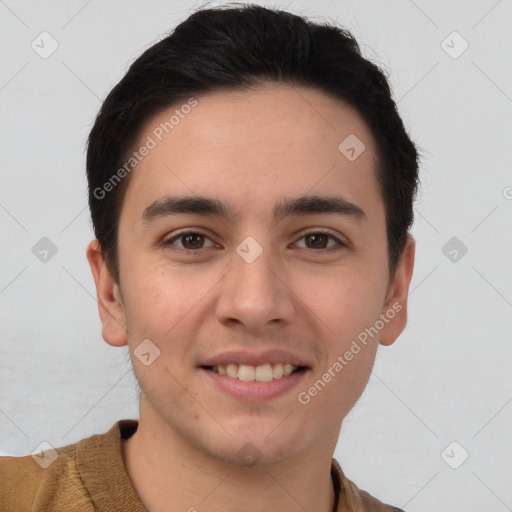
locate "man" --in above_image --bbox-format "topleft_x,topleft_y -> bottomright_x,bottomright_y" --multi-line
0,4 -> 417,511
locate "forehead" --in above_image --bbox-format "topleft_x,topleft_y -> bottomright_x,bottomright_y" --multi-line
121,84 -> 383,225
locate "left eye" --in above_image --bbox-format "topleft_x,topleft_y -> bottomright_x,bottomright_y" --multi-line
165,231 -> 343,252
294,232 -> 344,250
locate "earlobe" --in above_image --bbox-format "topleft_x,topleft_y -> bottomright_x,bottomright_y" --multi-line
86,240 -> 128,347
379,235 -> 415,347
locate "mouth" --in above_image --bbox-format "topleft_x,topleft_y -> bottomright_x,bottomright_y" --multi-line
199,349 -> 311,401
200,361 -> 310,401
201,363 -> 307,382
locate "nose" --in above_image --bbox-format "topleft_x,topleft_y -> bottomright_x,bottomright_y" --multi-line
214,247 -> 296,334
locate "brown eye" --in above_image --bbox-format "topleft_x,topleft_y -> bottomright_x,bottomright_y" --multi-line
305,233 -> 328,249
165,232 -> 215,251
295,232 -> 345,251
181,233 -> 204,249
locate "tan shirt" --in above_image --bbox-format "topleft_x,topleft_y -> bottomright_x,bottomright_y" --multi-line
0,420 -> 404,511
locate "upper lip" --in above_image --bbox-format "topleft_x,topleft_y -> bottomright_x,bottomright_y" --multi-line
200,349 -> 311,368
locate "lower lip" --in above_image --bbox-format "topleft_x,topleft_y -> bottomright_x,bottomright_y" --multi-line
200,367 -> 308,401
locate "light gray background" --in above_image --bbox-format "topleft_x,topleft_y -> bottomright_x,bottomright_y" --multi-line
1,1 -> 511,511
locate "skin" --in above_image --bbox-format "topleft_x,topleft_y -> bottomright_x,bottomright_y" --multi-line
87,84 -> 415,512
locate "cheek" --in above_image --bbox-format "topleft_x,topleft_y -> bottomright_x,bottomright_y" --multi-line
131,358 -> 202,429
300,270 -> 383,335
304,337 -> 377,422
121,262 -> 201,335
300,271 -> 383,393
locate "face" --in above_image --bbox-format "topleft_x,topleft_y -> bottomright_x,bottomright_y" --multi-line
88,84 -> 414,466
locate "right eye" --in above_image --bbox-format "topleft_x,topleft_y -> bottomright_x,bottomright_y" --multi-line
164,231 -> 217,252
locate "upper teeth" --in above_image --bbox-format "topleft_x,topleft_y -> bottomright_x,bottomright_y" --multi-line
213,363 -> 298,382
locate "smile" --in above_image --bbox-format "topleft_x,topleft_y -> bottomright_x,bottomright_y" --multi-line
206,363 -> 303,382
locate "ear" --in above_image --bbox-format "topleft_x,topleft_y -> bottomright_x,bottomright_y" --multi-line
379,235 -> 415,347
86,239 -> 128,347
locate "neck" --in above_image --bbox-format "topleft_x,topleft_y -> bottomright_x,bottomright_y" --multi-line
121,402 -> 337,512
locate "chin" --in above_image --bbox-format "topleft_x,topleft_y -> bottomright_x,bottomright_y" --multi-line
212,441 -> 294,468
206,423 -> 309,468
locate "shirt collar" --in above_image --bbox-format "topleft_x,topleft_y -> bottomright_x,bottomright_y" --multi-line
76,419 -> 146,511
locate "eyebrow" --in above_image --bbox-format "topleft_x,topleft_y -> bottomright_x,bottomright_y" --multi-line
141,194 -> 366,224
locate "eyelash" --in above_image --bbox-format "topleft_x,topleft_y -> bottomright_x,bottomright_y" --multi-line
163,230 -> 346,253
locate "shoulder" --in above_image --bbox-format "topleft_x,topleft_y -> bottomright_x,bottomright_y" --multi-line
0,440 -> 94,512
1,419 -> 142,512
331,458 -> 405,512
358,487 -> 405,512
